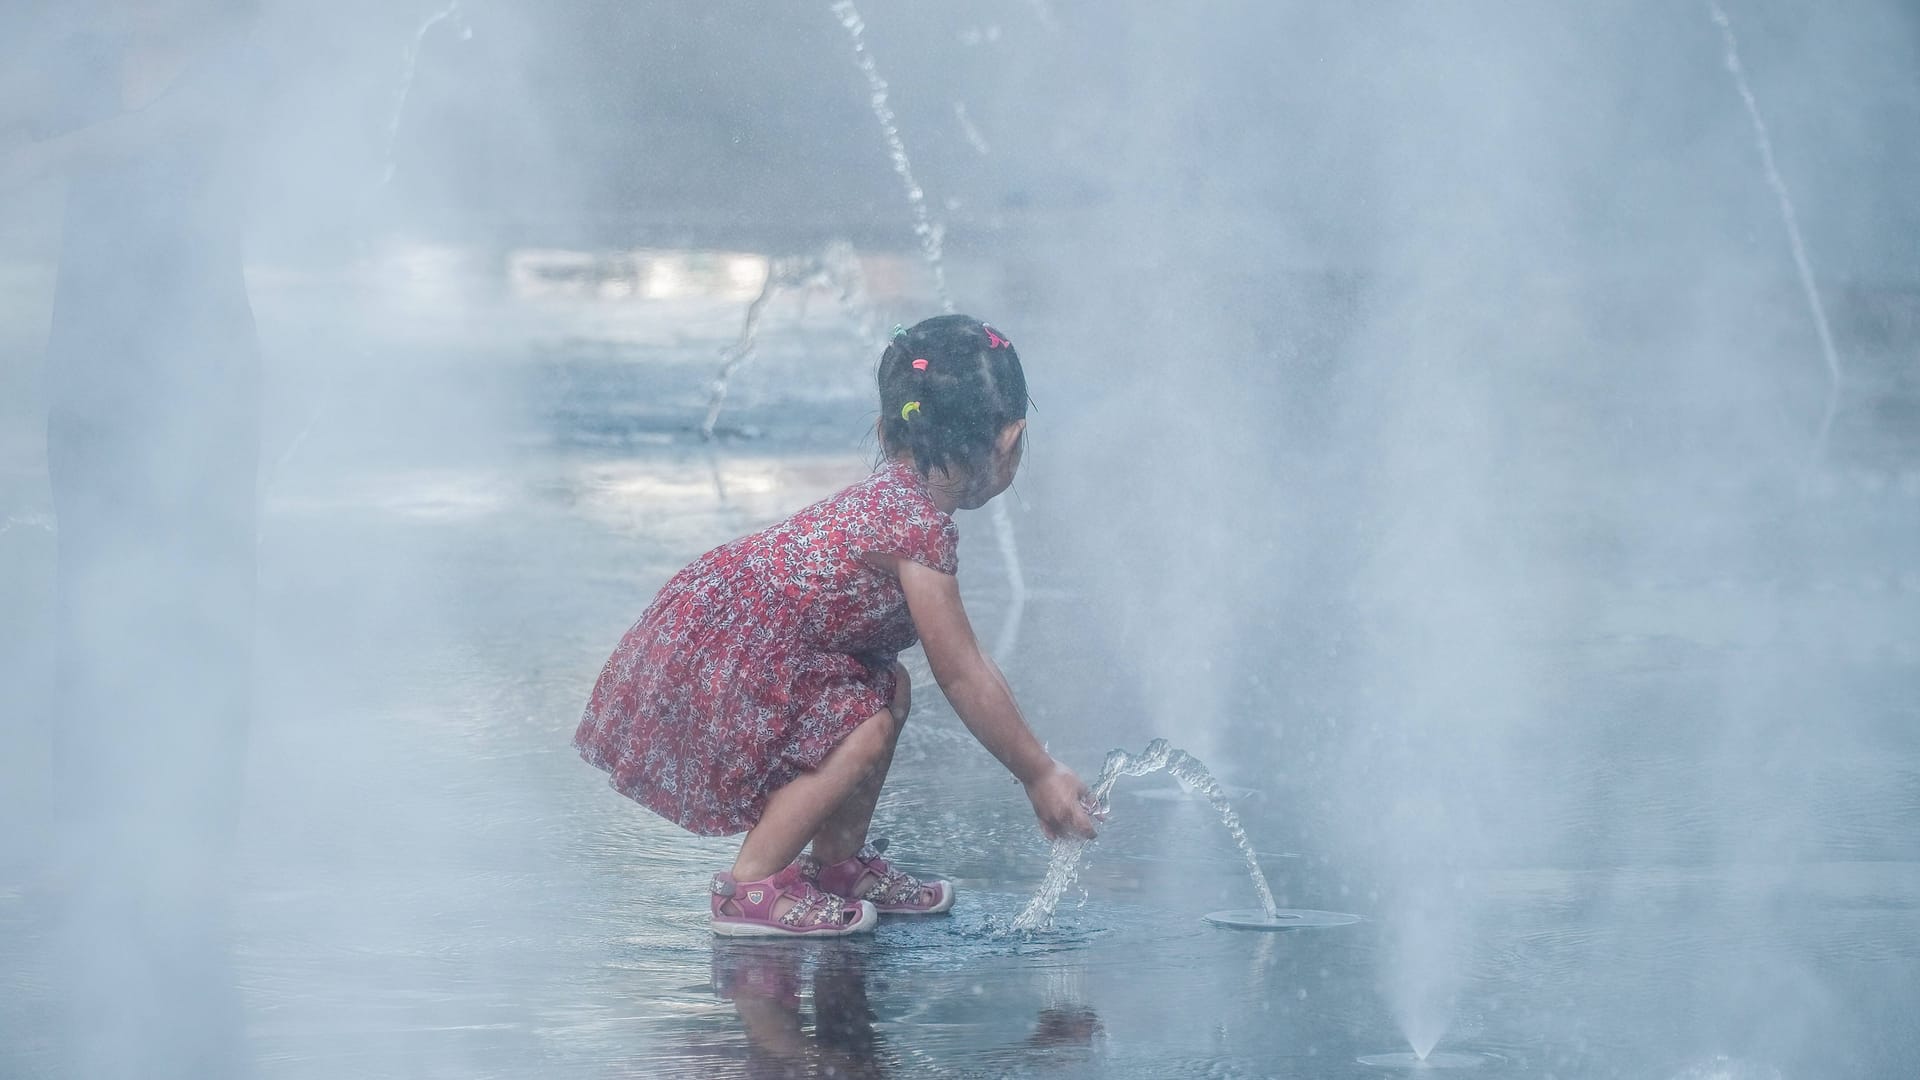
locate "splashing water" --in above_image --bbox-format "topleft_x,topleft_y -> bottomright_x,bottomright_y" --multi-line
1410,1027 -> 1442,1062
1380,881 -> 1466,1066
988,499 -> 1029,657
0,513 -> 56,537
1705,0 -> 1843,462
823,1 -> 1026,659
1667,1055 -> 1784,1080
382,0 -> 471,187
953,102 -> 992,156
701,242 -> 877,440
1021,0 -> 1061,33
1007,832 -> 1096,934
1357,1049 -> 1491,1070
1009,740 -> 1279,932
829,1 -> 951,309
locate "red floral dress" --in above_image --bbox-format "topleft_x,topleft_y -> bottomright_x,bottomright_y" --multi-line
574,459 -> 959,835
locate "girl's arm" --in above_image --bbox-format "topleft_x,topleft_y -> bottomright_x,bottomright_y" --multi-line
893,557 -> 1097,840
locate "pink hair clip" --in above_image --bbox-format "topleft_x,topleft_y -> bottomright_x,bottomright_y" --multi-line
982,325 -> 1011,350
912,358 -> 929,371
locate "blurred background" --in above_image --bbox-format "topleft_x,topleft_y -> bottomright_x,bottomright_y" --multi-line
2,1 -> 1917,1078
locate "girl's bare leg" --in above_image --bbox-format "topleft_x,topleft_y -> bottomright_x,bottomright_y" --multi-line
732,701 -> 901,882
811,665 -> 910,865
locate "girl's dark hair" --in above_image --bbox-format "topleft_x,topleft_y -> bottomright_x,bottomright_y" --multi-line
878,314 -> 1030,479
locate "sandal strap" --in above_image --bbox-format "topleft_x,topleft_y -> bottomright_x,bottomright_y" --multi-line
714,865 -> 853,929
810,838 -> 934,906
852,837 -> 925,904
856,862 -> 928,907
795,853 -> 823,883
778,884 -> 852,928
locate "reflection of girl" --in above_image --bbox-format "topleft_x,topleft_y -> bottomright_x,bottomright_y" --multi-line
709,942 -> 1102,1076
576,316 -> 1099,937
712,944 -> 890,1079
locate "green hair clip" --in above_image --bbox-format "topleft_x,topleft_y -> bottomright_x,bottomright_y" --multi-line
891,324 -> 908,339
900,401 -> 922,420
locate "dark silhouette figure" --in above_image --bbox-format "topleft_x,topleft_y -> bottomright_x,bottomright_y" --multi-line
3,2 -> 262,1076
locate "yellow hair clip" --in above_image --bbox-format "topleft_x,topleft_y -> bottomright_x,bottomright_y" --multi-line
900,401 -> 922,420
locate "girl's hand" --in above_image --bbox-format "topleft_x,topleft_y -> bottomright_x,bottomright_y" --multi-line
1025,762 -> 1098,841
891,558 -> 1092,838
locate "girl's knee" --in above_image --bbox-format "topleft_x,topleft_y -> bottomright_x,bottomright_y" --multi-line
829,708 -> 899,778
888,662 -> 911,725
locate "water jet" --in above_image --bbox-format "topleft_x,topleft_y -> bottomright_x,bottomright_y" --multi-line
1010,739 -> 1360,933
1357,1050 -> 1492,1070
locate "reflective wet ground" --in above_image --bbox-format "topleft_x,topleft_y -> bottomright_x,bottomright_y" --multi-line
3,295 -> 1918,1078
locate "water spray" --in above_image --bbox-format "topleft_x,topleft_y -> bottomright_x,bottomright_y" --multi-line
1009,739 -> 1359,933
828,0 -> 951,309
825,0 -> 1027,659
1356,1050 -> 1494,1070
1705,0 -> 1843,465
700,243 -> 876,441
382,1 -> 471,188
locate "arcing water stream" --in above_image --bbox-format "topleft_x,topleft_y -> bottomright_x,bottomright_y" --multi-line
1010,739 -> 1281,932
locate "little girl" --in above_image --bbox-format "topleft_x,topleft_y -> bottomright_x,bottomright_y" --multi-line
574,314 -> 1098,937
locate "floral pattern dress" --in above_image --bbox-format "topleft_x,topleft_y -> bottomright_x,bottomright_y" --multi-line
574,459 -> 959,835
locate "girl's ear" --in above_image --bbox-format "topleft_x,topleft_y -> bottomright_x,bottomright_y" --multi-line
998,419 -> 1028,455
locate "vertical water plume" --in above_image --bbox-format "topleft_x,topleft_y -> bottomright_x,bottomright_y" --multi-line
701,243 -> 876,441
381,1 -> 469,188
828,0 -> 952,309
1706,0 -> 1844,462
953,101 -> 993,156
827,0 -> 1026,658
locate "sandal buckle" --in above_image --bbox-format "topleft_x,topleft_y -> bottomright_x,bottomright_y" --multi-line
711,873 -> 737,898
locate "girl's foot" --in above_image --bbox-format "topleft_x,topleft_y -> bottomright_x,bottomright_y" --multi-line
808,838 -> 955,915
711,863 -> 879,937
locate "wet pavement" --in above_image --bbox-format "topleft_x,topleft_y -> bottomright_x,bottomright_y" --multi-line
3,288 -> 1919,1079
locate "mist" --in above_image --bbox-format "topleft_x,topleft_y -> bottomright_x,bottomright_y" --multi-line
4,1 -> 1917,1077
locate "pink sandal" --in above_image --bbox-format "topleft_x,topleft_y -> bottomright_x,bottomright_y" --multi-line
710,863 -> 878,937
807,838 -> 956,915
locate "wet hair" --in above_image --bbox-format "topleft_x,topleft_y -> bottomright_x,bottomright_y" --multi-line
878,314 -> 1030,480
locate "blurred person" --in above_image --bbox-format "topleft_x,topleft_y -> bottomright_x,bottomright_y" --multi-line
1,0 -> 263,1075
575,315 -> 1100,937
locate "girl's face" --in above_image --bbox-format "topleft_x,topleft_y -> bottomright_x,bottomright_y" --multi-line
958,420 -> 1027,510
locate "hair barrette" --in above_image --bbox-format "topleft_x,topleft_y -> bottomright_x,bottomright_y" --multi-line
900,401 -> 922,420
982,325 -> 1012,350
911,358 -> 929,371
891,324 -> 908,340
